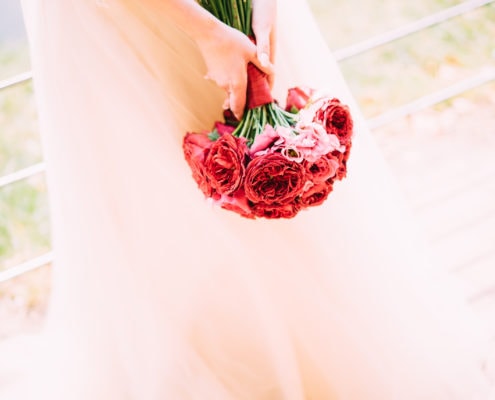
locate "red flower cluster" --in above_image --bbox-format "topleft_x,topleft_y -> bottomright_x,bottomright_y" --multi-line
314,98 -> 354,145
183,89 -> 354,219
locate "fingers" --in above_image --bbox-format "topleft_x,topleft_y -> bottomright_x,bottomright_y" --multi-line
252,0 -> 277,85
251,22 -> 274,75
254,33 -> 271,71
228,78 -> 247,120
267,25 -> 276,89
205,72 -> 246,120
202,22 -> 274,120
238,37 -> 271,79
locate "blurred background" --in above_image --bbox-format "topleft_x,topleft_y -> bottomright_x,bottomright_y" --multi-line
0,0 -> 494,348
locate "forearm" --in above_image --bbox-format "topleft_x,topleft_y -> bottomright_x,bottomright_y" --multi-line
162,0 -> 221,42
160,0 -> 274,119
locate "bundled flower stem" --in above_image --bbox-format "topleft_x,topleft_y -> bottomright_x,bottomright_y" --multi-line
183,1 -> 355,219
199,0 -> 253,34
199,0 -> 296,144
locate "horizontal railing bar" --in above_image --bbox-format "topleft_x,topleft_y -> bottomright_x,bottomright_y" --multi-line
0,162 -> 46,189
0,2 -> 492,89
1,1 -> 494,283
333,0 -> 495,61
0,252 -> 54,284
0,71 -> 32,91
367,68 -> 495,130
2,70 -> 495,282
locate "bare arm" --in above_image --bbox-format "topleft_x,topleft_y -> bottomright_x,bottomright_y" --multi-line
163,0 -> 276,119
160,0 -> 222,43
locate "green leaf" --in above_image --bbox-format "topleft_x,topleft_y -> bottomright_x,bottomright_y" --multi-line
208,129 -> 220,141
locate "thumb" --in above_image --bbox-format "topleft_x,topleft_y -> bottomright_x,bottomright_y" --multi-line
252,0 -> 276,75
253,33 -> 274,76
256,34 -> 271,67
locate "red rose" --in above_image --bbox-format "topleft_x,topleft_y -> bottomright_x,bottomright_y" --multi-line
204,134 -> 247,195
214,121 -> 235,136
244,153 -> 306,205
299,182 -> 333,208
215,190 -> 255,219
305,155 -> 339,183
183,132 -> 214,196
342,142 -> 352,164
330,149 -> 344,163
327,148 -> 350,181
223,109 -> 240,127
314,98 -> 353,145
285,86 -> 315,112
334,164 -> 347,181
252,202 -> 300,219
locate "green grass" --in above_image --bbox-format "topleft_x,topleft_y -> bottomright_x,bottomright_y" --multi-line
0,81 -> 42,176
0,40 -> 30,81
0,175 -> 51,269
310,2 -> 495,117
309,0 -> 466,49
0,43 -> 48,269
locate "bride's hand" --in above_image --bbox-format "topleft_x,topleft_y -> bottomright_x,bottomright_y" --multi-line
157,0 -> 277,119
252,0 -> 277,89
195,22 -> 274,120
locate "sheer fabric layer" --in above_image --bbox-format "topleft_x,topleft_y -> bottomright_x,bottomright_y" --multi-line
13,0 -> 494,399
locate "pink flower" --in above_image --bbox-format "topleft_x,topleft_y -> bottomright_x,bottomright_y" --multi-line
281,146 -> 303,163
250,125 -> 280,156
285,86 -> 315,112
250,123 -> 344,164
214,121 -> 235,135
290,122 -> 341,162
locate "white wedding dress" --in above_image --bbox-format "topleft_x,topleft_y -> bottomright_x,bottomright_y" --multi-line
6,0 -> 493,398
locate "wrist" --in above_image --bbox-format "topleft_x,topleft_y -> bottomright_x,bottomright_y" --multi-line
188,8 -> 225,43
163,1 -> 226,44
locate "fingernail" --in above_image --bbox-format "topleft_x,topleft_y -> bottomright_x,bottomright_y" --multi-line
259,53 -> 269,67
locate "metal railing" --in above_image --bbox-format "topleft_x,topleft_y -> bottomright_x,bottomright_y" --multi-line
333,0 -> 495,61
0,0 -> 494,283
0,252 -> 54,284
0,70 -> 32,91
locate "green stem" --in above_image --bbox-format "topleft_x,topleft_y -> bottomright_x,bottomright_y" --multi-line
237,0 -> 245,33
199,1 -> 297,147
231,0 -> 242,32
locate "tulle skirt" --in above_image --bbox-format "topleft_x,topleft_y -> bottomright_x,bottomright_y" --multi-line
11,0 -> 494,398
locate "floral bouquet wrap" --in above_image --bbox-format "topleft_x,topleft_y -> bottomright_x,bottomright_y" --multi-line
183,0 -> 354,219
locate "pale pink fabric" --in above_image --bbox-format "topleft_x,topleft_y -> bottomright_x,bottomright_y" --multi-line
10,0 -> 494,398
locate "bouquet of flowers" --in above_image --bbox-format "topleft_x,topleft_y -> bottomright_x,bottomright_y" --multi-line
183,0 -> 354,219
